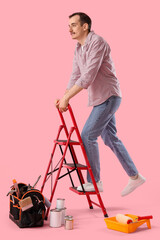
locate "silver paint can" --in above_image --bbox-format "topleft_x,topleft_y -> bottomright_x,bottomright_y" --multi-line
56,198 -> 65,209
50,209 -> 62,228
61,208 -> 66,225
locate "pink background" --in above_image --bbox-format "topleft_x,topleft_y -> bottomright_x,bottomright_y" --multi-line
0,0 -> 160,239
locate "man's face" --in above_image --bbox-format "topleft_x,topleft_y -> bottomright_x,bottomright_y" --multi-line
68,15 -> 88,40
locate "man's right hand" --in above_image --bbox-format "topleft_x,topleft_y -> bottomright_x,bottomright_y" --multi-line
54,99 -> 60,108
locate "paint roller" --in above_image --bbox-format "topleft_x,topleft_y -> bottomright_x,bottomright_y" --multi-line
116,214 -> 133,224
116,214 -> 153,224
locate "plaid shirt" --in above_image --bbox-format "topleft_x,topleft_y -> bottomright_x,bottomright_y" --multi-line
67,31 -> 122,106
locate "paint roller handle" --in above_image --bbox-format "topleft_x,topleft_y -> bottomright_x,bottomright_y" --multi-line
138,215 -> 153,220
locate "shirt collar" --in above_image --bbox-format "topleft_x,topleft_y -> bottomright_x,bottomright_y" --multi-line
76,31 -> 95,48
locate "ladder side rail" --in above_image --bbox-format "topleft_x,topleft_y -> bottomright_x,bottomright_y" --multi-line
68,104 -> 107,216
67,105 -> 94,208
58,107 -> 86,186
58,106 -> 93,208
58,110 -> 83,188
67,144 -> 86,185
68,104 -> 100,192
68,144 -> 93,208
41,125 -> 64,192
59,145 -> 75,187
58,109 -> 69,137
68,144 -> 86,193
45,126 -> 75,219
77,123 -> 107,215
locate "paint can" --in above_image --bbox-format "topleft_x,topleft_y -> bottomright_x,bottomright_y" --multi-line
50,209 -> 62,228
56,198 -> 65,209
64,215 -> 74,230
61,208 -> 66,225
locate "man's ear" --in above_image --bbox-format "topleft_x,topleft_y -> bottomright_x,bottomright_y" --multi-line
83,23 -> 89,31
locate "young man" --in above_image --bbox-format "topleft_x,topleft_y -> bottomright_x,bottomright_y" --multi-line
55,12 -> 145,196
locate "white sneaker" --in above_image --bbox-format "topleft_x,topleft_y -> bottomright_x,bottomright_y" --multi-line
77,181 -> 103,192
121,173 -> 146,197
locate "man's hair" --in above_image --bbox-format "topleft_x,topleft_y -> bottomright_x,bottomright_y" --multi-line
69,12 -> 92,32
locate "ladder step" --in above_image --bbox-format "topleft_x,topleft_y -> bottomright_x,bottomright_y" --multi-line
54,140 -> 80,145
69,187 -> 97,195
63,163 -> 88,170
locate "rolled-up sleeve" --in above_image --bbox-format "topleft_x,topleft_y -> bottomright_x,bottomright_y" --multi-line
67,50 -> 81,89
75,39 -> 107,89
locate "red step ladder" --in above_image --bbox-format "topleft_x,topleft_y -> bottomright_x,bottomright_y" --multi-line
41,104 -> 108,219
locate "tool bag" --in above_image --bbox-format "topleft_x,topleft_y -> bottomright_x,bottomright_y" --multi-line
9,183 -> 46,228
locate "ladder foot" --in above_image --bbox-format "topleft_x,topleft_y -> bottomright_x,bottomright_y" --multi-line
104,213 -> 109,218
45,216 -> 48,220
90,206 -> 93,209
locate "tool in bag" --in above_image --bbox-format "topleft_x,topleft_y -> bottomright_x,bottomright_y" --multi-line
8,178 -> 46,228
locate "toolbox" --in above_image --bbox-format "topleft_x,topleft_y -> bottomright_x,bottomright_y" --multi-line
9,183 -> 46,228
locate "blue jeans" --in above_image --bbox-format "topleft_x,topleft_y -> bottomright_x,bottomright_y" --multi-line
81,96 -> 138,183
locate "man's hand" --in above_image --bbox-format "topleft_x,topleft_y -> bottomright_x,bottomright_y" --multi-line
58,96 -> 69,113
54,85 -> 83,113
54,99 -> 60,108
54,98 -> 68,112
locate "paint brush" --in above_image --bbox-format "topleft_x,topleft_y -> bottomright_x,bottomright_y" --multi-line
19,197 -> 33,211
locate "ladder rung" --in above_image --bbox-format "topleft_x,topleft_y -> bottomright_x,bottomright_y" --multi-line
63,163 -> 88,170
54,140 -> 80,145
69,187 -> 97,195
